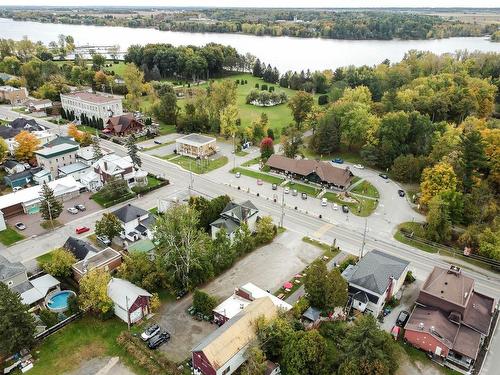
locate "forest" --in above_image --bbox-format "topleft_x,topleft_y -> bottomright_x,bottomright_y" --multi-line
1,8 -> 496,40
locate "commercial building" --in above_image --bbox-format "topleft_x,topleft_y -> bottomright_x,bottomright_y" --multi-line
60,91 -> 123,123
176,134 -> 217,158
0,86 -> 28,105
35,141 -> 80,179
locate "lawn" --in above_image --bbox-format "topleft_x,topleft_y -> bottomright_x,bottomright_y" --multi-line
230,167 -> 285,185
0,227 -> 25,246
235,150 -> 249,157
398,341 -> 461,375
323,192 -> 378,217
350,180 -> 380,199
29,316 -> 149,375
163,154 -> 228,174
91,190 -> 136,208
241,157 -> 262,167
301,141 -> 366,165
302,236 -> 340,260
105,61 -> 127,76
285,181 -> 321,197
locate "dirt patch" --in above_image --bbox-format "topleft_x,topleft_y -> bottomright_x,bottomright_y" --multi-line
55,342 -> 106,374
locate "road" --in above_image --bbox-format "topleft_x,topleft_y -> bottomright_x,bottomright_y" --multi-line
1,106 -> 499,374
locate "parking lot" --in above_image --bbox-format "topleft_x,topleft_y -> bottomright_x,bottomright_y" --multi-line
154,230 -> 322,363
6,192 -> 102,237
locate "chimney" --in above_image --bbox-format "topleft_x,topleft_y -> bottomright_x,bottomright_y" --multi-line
104,161 -> 108,170
448,265 -> 461,276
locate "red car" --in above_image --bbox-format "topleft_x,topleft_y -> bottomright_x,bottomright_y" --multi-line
75,226 -> 90,234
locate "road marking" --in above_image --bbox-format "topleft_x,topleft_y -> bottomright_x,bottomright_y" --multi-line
313,223 -> 333,239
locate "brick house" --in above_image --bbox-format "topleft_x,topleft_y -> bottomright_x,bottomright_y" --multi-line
71,247 -> 122,282
104,113 -> 143,136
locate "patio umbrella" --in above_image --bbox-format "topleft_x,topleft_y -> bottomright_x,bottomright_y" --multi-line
283,282 -> 293,289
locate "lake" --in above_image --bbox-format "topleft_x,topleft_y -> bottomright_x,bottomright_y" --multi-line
1,18 -> 499,72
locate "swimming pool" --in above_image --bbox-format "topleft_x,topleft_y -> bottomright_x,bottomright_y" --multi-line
46,290 -> 76,313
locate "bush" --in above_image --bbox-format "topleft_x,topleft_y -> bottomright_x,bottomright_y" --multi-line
39,309 -> 59,328
338,256 -> 358,273
193,290 -> 218,317
255,83 -> 259,88
67,294 -> 80,315
261,84 -> 268,91
236,79 -> 240,84
318,95 -> 329,105
404,270 -> 416,284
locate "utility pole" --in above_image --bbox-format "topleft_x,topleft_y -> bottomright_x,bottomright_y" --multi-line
232,134 -> 236,170
280,183 -> 285,228
360,218 -> 367,258
47,200 -> 55,231
125,295 -> 131,331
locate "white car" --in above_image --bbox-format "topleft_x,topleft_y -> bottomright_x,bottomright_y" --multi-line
141,324 -> 160,341
332,203 -> 339,210
284,187 -> 290,194
354,164 -> 364,169
12,186 -> 22,192
67,207 -> 79,214
321,198 -> 328,207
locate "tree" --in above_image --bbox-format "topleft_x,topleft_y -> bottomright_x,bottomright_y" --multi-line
95,213 -> 123,241
14,130 -> 40,161
92,136 -> 103,160
260,137 -> 274,159
192,289 -> 218,316
426,195 -> 452,243
310,108 -> 341,155
40,248 -> 77,277
420,162 -> 458,206
304,259 -> 347,310
339,315 -> 399,375
209,228 -> 234,274
98,176 -> 130,201
254,216 -> 277,245
280,126 -> 303,159
117,252 -> 167,292
256,315 -> 294,360
78,268 -> 113,315
154,204 -> 210,291
123,63 -> 147,111
241,344 -> 267,375
460,123 -> 487,193
390,154 -> 429,183
91,53 -> 106,70
0,283 -> 35,356
126,134 -> 141,167
39,182 -> 63,221
152,82 -> 178,124
219,104 -> 239,138
0,138 -> 8,164
188,195 -> 231,232
282,330 -> 328,375
288,91 -> 314,129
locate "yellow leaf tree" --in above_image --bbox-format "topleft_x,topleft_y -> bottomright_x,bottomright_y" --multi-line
420,161 -> 458,206
14,130 -> 40,162
0,138 -> 8,164
220,104 -> 239,139
78,269 -> 113,314
40,248 -> 77,278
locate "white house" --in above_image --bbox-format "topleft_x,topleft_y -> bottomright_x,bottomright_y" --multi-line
111,204 -> 155,242
107,277 -> 152,324
210,200 -> 259,242
24,98 -> 52,112
58,162 -> 90,181
60,91 -> 123,123
3,160 -> 26,175
341,250 -> 409,316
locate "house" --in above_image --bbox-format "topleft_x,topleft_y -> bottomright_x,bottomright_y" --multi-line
213,282 -> 292,325
404,266 -> 495,372
3,160 -> 26,175
107,277 -> 152,324
0,255 -> 60,309
32,169 -> 52,185
24,98 -> 52,112
76,145 -> 110,167
104,113 -> 143,136
210,200 -> 259,241
0,86 -> 28,105
35,141 -> 80,179
3,167 -> 44,189
193,297 -> 281,375
0,118 -> 55,154
63,236 -> 99,261
81,153 -> 147,191
176,133 -> 217,158
111,203 -> 155,242
58,162 -> 90,181
266,154 -> 354,190
0,175 -> 83,217
72,247 -> 122,282
60,91 -> 123,123
342,250 -> 409,316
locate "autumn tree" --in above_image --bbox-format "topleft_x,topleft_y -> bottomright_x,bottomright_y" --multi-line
123,63 -> 147,111
260,137 -> 274,159
0,138 -> 8,164
241,344 -> 267,375
117,251 -> 167,292
0,283 -> 35,356
420,161 -> 458,207
78,268 -> 113,315
280,126 -> 303,159
220,104 -> 239,139
282,330 -> 328,375
426,195 -> 452,242
39,182 -> 63,221
14,130 -> 40,161
40,248 -> 77,277
288,91 -> 314,129
95,213 -> 123,241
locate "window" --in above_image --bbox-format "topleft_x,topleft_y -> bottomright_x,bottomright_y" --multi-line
222,367 -> 231,375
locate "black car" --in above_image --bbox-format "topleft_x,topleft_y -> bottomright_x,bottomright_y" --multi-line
342,205 -> 349,213
379,173 -> 389,179
398,189 -> 405,197
148,331 -> 171,349
396,310 -> 410,327
176,289 -> 188,300
153,140 -> 162,145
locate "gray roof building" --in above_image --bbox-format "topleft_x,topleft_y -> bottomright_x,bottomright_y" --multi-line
63,237 -> 99,261
112,204 -> 149,223
0,254 -> 25,283
210,200 -> 259,235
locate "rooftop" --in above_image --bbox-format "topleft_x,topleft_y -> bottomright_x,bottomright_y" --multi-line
107,277 -> 151,310
58,162 -> 89,175
61,91 -> 121,104
0,254 -> 25,282
112,203 -> 149,223
177,133 -> 216,146
19,274 -> 60,306
35,143 -> 79,158
63,237 -> 99,261
72,247 -> 121,275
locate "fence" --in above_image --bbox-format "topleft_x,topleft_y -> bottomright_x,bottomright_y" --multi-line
34,312 -> 83,341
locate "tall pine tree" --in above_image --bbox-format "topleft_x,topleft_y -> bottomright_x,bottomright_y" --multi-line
39,181 -> 63,221
126,134 -> 141,167
92,135 -> 103,160
460,127 -> 487,193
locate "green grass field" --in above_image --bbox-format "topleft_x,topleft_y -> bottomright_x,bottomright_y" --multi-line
285,181 -> 321,197
350,180 -> 380,199
0,227 -> 25,246
323,192 -> 378,217
230,167 -> 285,185
163,154 -> 228,174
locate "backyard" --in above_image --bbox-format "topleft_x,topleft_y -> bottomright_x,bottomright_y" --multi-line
0,227 -> 25,246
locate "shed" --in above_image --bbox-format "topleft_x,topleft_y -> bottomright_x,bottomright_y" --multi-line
107,277 -> 152,324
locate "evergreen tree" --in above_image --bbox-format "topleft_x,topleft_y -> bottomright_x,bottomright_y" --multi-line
60,108 -> 67,120
460,126 -> 487,193
92,136 -> 103,160
252,58 -> 262,77
126,134 -> 141,167
39,181 -> 63,221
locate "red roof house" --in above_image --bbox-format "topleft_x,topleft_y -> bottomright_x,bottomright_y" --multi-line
104,113 -> 143,136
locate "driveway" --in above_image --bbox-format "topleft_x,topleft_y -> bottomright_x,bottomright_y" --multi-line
155,230 -> 322,362
381,280 -> 422,332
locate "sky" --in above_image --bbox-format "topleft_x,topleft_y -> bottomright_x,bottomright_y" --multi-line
0,0 -> 498,8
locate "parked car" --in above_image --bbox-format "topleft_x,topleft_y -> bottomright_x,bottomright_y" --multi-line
398,189 -> 405,197
153,140 -> 162,145
396,310 -> 410,327
301,193 -> 307,200
75,204 -> 86,211
23,163 -> 31,170
284,187 -> 290,194
67,207 -> 79,214
12,186 -> 22,192
321,198 -> 328,207
292,189 -> 298,196
141,324 -> 160,341
342,205 -> 349,213
148,331 -> 171,349
332,203 -> 339,210
353,164 -> 364,169
256,179 -> 263,185
75,226 -> 90,234
176,289 -> 188,300
235,172 -> 241,178
379,173 -> 389,179
272,183 -> 277,190
332,158 -> 344,164
15,222 -> 26,230
97,235 -> 111,246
